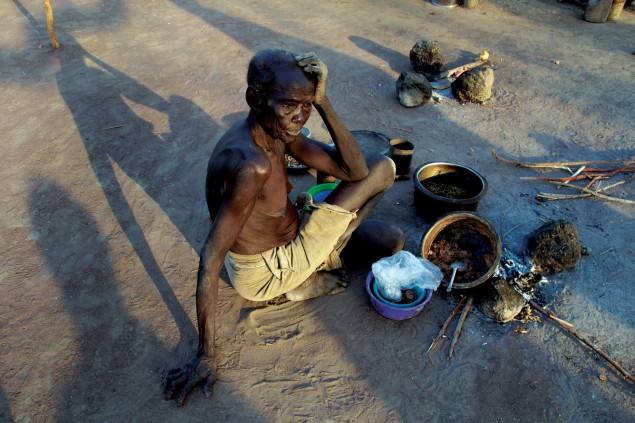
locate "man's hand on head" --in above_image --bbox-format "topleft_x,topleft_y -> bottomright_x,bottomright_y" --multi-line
295,52 -> 328,106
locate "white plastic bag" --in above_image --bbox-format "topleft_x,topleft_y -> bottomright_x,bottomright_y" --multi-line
371,250 -> 443,301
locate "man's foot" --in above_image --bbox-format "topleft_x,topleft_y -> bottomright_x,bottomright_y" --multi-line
265,295 -> 290,306
284,269 -> 349,301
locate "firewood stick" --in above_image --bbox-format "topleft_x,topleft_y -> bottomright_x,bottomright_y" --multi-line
585,177 -> 603,190
492,150 -> 634,169
429,60 -> 488,81
549,182 -> 635,205
521,173 -> 623,182
527,298 -> 634,383
536,180 -> 627,201
43,0 -> 60,49
609,165 -> 634,174
448,295 -> 474,360
522,168 -> 633,181
425,296 -> 467,357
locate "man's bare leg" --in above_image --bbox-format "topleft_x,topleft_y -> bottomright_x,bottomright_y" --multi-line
329,154 -> 404,258
286,155 -> 403,302
343,220 -> 405,265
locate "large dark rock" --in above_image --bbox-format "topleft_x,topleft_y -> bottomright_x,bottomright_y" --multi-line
396,71 -> 432,107
451,66 -> 494,103
409,39 -> 444,75
528,220 -> 581,274
476,277 -> 526,323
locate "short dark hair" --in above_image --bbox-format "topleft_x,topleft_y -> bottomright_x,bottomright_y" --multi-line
247,48 -> 308,92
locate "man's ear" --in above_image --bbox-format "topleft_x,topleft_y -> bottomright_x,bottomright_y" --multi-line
246,87 -> 262,112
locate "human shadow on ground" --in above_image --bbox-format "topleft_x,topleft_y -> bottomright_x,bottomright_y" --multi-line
28,179 -> 267,419
53,35 -> 219,347
0,384 -> 13,423
28,179 -> 163,420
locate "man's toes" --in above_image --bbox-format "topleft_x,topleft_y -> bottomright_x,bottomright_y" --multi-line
265,295 -> 289,306
329,286 -> 346,295
331,268 -> 349,282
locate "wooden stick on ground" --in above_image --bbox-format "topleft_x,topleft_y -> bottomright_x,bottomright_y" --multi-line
536,180 -> 628,201
549,182 -> 635,205
43,0 -> 60,49
527,298 -> 635,383
429,60 -> 489,81
522,168 -> 634,182
448,295 -> 474,360
492,150 -> 635,170
425,296 -> 467,357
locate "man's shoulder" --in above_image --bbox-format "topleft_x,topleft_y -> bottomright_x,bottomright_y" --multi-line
213,138 -> 271,179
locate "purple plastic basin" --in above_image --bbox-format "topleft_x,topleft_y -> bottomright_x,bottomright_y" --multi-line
365,272 -> 433,320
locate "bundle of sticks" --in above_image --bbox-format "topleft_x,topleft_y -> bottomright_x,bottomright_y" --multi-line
425,295 -> 474,360
492,150 -> 635,204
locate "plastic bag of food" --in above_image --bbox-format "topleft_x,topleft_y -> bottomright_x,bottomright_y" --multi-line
371,250 -> 443,301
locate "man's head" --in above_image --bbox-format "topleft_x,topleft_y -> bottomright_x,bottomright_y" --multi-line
246,49 -> 316,143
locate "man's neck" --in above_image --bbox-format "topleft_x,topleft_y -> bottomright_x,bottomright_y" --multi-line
248,112 -> 278,152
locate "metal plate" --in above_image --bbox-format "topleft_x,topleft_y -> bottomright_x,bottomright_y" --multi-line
351,130 -> 391,157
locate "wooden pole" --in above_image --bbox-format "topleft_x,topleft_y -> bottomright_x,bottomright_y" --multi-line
43,0 -> 60,49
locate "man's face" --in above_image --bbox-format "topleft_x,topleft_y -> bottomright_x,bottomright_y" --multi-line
257,67 -> 315,144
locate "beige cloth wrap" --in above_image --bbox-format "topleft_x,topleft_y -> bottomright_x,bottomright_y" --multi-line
225,202 -> 357,301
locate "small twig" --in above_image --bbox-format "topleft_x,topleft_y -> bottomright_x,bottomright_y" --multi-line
527,298 -> 634,383
585,177 -> 604,190
600,247 -> 615,255
503,222 -> 527,239
390,126 -> 414,134
482,104 -> 509,111
102,125 -> 124,131
448,296 -> 474,360
492,150 -> 634,169
536,193 -> 586,201
549,182 -> 635,205
425,296 -> 467,357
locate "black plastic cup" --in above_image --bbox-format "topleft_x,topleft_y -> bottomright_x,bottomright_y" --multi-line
389,139 -> 414,178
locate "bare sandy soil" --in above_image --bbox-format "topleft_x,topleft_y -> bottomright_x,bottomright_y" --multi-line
1,0 -> 634,421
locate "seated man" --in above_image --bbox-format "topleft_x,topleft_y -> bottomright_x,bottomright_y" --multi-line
164,49 -> 404,405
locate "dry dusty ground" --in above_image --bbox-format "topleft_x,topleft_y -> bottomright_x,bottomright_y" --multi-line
1,0 -> 634,421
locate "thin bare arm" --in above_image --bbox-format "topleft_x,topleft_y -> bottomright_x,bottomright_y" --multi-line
164,164 -> 268,405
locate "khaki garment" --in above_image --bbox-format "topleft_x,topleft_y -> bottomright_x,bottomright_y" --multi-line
224,202 -> 356,301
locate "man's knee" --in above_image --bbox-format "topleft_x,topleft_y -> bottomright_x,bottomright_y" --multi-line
367,154 -> 396,190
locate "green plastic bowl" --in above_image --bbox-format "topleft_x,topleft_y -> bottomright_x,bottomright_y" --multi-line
307,182 -> 339,203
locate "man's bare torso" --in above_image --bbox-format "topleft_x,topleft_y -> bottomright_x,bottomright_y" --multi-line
205,120 -> 299,255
